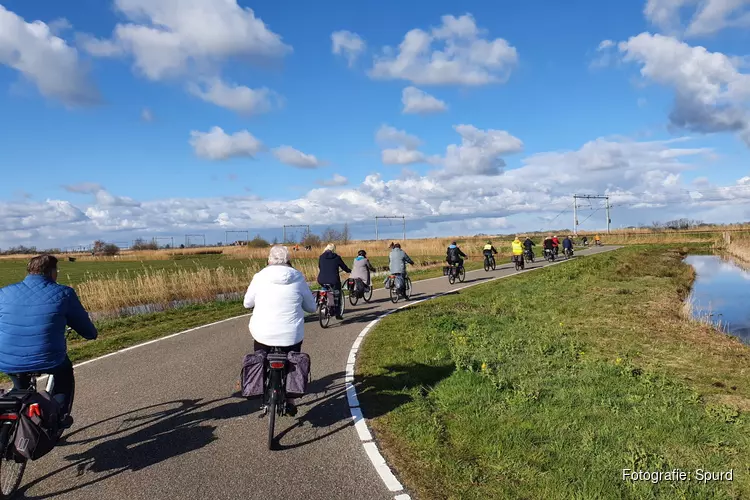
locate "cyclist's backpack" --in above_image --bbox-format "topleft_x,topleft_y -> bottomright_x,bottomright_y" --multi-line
286,352 -> 311,397
13,391 -> 61,461
240,350 -> 267,398
447,247 -> 460,263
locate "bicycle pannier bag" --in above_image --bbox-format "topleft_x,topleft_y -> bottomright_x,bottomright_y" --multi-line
13,391 -> 61,460
286,352 -> 311,397
394,274 -> 405,291
240,350 -> 267,398
354,278 -> 365,297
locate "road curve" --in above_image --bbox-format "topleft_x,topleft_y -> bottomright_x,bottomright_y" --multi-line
18,246 -> 617,499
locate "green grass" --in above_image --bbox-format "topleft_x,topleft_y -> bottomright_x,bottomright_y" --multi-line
357,246 -> 750,499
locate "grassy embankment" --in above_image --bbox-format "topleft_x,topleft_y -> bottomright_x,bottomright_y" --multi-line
357,246 -> 750,499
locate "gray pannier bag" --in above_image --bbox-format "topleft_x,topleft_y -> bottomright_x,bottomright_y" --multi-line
14,391 -> 61,461
240,350 -> 267,398
285,352 -> 311,398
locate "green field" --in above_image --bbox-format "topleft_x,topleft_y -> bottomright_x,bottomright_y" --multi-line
0,254 -> 403,288
357,246 -> 750,499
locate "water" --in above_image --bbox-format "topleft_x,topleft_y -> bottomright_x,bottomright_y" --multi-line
686,255 -> 750,343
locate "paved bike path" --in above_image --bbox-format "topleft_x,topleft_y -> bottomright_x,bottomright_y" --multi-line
18,246 -> 617,499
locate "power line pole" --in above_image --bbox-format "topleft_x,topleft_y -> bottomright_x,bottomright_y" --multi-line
573,194 -> 611,235
282,225 -> 310,244
375,216 -> 406,241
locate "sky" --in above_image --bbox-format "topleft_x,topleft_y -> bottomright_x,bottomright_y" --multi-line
2,0 -> 750,249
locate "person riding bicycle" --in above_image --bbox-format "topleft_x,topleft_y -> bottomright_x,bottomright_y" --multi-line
446,242 -> 467,269
595,234 -> 601,245
317,244 -> 351,320
512,236 -> 524,263
483,241 -> 497,263
0,255 -> 98,429
243,245 -> 317,415
551,235 -> 560,256
523,236 -> 535,259
543,236 -> 555,257
350,250 -> 375,293
582,235 -> 589,246
388,243 -> 414,294
563,235 -> 574,253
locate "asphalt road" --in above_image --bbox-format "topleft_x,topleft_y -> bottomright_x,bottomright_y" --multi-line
16,245 -> 617,499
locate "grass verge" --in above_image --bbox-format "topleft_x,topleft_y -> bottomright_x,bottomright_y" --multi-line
357,246 -> 750,499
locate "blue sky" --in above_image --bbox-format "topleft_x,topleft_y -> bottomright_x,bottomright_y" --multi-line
2,0 -> 750,248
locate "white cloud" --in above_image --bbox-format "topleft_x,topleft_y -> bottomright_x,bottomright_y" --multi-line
402,86 -> 447,114
644,0 -> 750,36
0,5 -> 99,106
376,124 -> 432,165
370,14 -> 518,86
331,30 -> 366,67
94,190 -> 141,207
439,124 -> 524,176
376,124 -> 423,150
188,78 -> 278,115
382,149 -> 428,165
141,107 -> 154,122
190,127 -> 265,160
272,146 -> 325,168
617,33 -> 750,144
63,183 -> 105,194
48,18 -> 72,36
317,174 -> 349,187
81,0 -> 291,80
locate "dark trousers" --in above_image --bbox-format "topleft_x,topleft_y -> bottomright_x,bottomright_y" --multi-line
253,341 -> 303,354
10,355 -> 75,415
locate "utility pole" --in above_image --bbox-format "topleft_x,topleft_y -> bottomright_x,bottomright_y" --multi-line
282,225 -> 310,244
572,194 -> 611,235
375,216 -> 406,241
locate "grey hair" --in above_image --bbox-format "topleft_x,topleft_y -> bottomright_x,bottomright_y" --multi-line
324,243 -> 336,253
268,245 -> 290,265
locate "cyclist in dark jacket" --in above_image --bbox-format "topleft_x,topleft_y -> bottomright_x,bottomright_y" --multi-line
523,236 -> 535,260
446,242 -> 467,268
563,236 -> 574,255
317,244 -> 351,319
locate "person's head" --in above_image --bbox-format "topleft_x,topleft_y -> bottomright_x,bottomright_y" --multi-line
451,241 -> 457,246
358,249 -> 367,257
394,243 -> 401,249
324,243 -> 336,253
268,245 -> 290,266
27,254 -> 58,281
487,240 -> 492,245
514,235 -> 520,240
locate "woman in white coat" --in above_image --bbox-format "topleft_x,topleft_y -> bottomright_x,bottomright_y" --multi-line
243,245 -> 317,353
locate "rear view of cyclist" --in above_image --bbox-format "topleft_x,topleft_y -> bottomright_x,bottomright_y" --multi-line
543,236 -> 555,258
523,236 -> 535,259
512,236 -> 524,263
0,255 -> 98,429
243,245 -> 317,415
563,235 -> 574,256
483,241 -> 498,257
317,244 -> 351,320
446,241 -> 467,269
389,243 -> 414,294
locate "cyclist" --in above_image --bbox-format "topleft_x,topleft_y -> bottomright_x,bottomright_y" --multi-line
350,249 -> 375,292
543,236 -> 555,258
243,245 -> 317,415
483,241 -> 498,264
0,255 -> 98,429
523,236 -> 535,260
563,235 -> 574,256
512,236 -> 524,265
595,234 -> 602,246
582,235 -> 588,246
446,241 -> 467,270
389,243 -> 414,295
551,235 -> 560,256
317,244 -> 351,320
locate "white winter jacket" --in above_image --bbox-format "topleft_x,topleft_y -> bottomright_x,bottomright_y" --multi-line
243,264 -> 317,347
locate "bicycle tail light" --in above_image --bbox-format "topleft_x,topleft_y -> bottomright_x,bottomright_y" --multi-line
269,361 -> 285,369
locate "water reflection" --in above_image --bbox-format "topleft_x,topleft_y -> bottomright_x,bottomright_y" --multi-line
685,255 -> 750,343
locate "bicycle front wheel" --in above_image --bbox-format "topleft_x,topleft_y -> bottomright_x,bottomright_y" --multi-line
458,267 -> 466,283
491,257 -> 496,270
0,424 -> 26,499
364,285 -> 373,303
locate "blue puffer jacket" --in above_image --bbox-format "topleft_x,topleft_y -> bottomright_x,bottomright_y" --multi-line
0,275 -> 98,373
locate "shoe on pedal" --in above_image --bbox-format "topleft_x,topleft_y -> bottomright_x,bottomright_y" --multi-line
60,414 -> 74,429
286,401 -> 298,417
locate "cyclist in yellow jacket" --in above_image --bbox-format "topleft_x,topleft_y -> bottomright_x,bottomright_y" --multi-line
511,236 -> 524,264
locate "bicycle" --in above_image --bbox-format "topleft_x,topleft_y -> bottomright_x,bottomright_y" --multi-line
564,247 -> 574,259
447,263 -> 465,284
388,274 -> 412,303
260,347 -> 290,450
524,249 -> 535,263
544,248 -> 556,262
513,255 -> 525,271
483,253 -> 496,272
0,371 -> 69,499
316,285 -> 345,328
346,278 -> 373,306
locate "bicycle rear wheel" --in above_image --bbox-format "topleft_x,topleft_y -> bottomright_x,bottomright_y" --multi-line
318,305 -> 330,328
0,424 -> 26,499
484,258 -> 490,272
267,393 -> 277,450
390,287 -> 398,303
349,292 -> 358,306
404,278 -> 412,300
